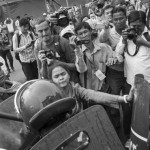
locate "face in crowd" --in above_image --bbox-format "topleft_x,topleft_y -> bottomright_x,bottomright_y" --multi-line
127,5 -> 135,16
76,24 -> 92,43
104,7 -> 113,22
51,66 -> 70,88
113,10 -> 126,30
36,21 -> 51,43
20,24 -> 29,34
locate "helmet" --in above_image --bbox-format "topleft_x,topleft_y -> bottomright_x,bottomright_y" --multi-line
14,80 -> 63,126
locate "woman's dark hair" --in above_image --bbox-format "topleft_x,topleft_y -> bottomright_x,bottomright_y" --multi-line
19,18 -> 30,27
128,11 -> 146,25
112,6 -> 126,16
75,22 -> 92,34
48,62 -> 70,80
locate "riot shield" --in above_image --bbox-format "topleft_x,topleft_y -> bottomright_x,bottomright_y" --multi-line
31,105 -> 125,150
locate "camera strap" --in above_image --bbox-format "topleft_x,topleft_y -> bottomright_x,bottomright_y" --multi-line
125,43 -> 139,57
54,35 -> 66,62
126,32 -> 150,57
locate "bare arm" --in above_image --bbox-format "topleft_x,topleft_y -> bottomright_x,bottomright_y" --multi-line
12,34 -> 26,52
76,85 -> 125,104
99,28 -> 110,43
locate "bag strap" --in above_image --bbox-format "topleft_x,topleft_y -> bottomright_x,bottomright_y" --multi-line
54,35 -> 66,61
29,32 -> 34,40
143,32 -> 150,42
125,42 -> 139,57
83,52 -> 87,88
16,32 -> 21,48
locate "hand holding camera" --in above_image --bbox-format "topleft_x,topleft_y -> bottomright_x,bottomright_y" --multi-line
38,50 -> 47,62
122,27 -> 137,43
47,14 -> 58,25
69,36 -> 90,47
122,29 -> 129,44
47,8 -> 69,28
38,49 -> 55,64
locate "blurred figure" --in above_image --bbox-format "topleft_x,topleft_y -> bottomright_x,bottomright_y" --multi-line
127,4 -> 135,16
15,16 -> 20,30
0,28 -> 14,73
103,4 -> 114,23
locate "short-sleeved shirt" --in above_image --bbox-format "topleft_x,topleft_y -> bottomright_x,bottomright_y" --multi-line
116,31 -> 150,85
13,31 -> 36,63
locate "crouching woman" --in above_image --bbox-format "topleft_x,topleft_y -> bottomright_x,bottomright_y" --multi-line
48,62 -> 134,114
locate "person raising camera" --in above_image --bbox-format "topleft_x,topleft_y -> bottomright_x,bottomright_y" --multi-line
70,22 -> 116,92
34,17 -> 79,83
116,10 -> 150,86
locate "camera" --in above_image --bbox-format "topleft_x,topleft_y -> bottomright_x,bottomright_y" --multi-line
97,3 -> 104,9
126,27 -> 137,40
44,50 -> 55,59
74,38 -> 90,45
51,8 -> 69,27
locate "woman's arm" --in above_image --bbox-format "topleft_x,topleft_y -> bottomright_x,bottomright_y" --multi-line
76,85 -> 132,105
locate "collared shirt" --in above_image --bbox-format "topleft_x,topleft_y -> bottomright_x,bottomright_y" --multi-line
115,28 -> 150,85
99,26 -> 124,71
13,31 -> 36,63
75,40 -> 113,91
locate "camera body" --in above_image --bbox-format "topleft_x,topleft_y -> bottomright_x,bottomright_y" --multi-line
51,9 -> 69,27
126,27 -> 137,40
74,38 -> 90,46
44,50 -> 55,59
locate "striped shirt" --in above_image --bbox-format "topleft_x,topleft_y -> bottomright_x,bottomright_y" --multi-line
13,31 -> 36,63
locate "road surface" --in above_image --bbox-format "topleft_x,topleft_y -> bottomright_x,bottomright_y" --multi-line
9,51 -> 26,83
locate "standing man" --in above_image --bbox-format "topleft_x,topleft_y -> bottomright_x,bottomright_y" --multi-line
142,0 -> 150,29
15,16 -> 20,31
34,18 -> 79,83
13,18 -> 38,81
99,6 -> 132,142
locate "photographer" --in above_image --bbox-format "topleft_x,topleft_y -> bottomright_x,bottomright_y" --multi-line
47,7 -> 71,35
115,11 -> 150,143
70,22 -> 116,92
116,10 -> 150,85
34,18 -> 79,83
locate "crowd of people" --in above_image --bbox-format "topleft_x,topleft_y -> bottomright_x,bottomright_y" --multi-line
0,0 -> 150,148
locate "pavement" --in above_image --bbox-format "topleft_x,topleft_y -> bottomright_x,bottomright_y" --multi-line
9,51 -> 26,83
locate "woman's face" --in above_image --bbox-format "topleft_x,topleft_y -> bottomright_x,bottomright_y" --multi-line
52,66 -> 70,88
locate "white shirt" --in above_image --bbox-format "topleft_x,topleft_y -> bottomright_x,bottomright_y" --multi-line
116,31 -> 150,85
4,19 -> 14,33
15,20 -> 20,29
